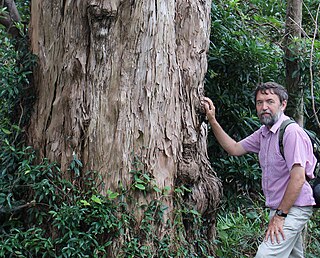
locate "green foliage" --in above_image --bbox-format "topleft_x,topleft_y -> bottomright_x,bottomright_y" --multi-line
212,155 -> 262,208
209,0 -> 285,86
297,37 -> 320,134
215,205 -> 267,257
0,148 -> 216,257
306,209 -> 320,258
207,0 -> 282,209
0,1 -> 36,133
215,206 -> 320,257
301,0 -> 320,37
130,155 -> 161,194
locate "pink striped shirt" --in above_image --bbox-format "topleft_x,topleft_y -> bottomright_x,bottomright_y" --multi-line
240,114 -> 316,209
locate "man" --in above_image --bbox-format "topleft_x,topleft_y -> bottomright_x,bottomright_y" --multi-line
202,82 -> 316,257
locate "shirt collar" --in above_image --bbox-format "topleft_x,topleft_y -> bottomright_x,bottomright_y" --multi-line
261,113 -> 289,136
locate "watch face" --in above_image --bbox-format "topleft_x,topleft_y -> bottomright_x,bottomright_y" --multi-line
276,209 -> 287,217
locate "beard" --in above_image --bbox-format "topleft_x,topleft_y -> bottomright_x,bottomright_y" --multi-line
258,110 -> 282,127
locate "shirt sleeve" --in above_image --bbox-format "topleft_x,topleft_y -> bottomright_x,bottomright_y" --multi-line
240,128 -> 262,154
283,124 -> 316,178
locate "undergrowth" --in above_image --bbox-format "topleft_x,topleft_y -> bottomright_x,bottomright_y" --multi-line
215,201 -> 320,257
0,137 -> 215,258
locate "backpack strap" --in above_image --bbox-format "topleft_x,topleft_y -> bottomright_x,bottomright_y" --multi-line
279,119 -> 296,159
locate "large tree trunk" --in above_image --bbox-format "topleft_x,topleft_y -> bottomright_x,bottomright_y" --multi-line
284,0 -> 303,125
28,0 -> 221,254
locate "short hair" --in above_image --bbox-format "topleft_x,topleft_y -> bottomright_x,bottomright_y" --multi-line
254,82 -> 288,103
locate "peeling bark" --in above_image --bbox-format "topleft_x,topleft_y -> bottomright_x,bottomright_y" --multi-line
28,0 -> 221,253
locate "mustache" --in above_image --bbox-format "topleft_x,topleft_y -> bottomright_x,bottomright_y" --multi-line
258,111 -> 272,116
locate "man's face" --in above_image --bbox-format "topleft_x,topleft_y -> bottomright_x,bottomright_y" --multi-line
256,89 -> 286,127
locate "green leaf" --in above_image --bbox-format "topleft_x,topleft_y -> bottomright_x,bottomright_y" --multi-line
107,190 -> 119,199
75,159 -> 83,167
246,211 -> 259,219
91,195 -> 102,204
1,128 -> 11,134
190,209 -> 200,216
142,174 -> 151,182
174,188 -> 183,194
80,200 -> 91,206
134,184 -> 146,190
220,224 -> 231,230
163,186 -> 171,193
135,178 -> 145,184
0,193 -> 6,204
153,186 -> 161,193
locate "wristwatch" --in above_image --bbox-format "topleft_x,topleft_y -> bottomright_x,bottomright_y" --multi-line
275,209 -> 287,218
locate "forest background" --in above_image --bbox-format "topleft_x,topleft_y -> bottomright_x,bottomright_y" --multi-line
1,0 -> 320,257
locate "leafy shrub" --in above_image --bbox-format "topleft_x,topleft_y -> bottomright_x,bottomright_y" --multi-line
306,209 -> 320,257
215,205 -> 268,257
206,0 -> 286,209
0,147 -> 216,257
215,205 -> 320,257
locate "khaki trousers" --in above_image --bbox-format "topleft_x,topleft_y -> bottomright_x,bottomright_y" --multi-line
255,206 -> 313,258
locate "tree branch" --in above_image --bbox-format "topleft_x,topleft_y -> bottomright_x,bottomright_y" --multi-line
0,200 -> 36,214
309,3 -> 320,129
0,0 -> 21,38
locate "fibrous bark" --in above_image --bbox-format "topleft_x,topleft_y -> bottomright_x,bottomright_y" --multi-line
28,0 -> 221,253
